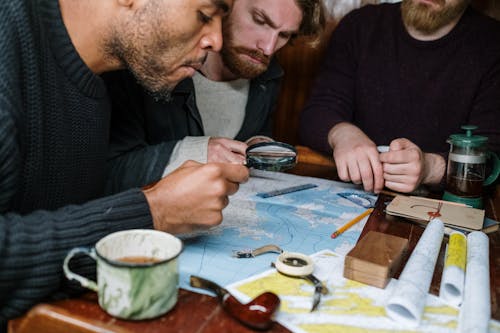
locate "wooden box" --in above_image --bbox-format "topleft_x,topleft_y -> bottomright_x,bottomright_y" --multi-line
343,231 -> 408,288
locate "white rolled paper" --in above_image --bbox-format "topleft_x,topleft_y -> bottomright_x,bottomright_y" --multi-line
439,231 -> 467,306
458,231 -> 490,333
385,219 -> 444,327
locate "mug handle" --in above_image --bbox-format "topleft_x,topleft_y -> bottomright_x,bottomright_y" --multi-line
63,247 -> 98,292
484,152 -> 500,186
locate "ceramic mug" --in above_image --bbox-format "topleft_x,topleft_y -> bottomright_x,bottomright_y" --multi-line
63,229 -> 183,320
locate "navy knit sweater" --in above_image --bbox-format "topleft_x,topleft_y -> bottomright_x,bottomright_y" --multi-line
0,0 -> 169,327
300,4 -> 500,156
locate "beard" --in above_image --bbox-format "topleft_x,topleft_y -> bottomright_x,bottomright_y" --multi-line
220,20 -> 270,79
401,0 -> 470,34
103,0 -> 179,102
105,33 -> 174,102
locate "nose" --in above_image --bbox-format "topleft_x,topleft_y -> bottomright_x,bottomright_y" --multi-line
199,18 -> 223,52
257,32 -> 279,56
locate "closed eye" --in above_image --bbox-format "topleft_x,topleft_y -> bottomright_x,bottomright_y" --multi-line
279,32 -> 296,40
198,11 -> 213,24
253,14 -> 265,25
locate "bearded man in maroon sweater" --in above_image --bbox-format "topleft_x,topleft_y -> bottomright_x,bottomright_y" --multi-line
300,0 -> 500,193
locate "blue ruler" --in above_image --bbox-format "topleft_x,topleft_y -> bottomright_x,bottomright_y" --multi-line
257,183 -> 318,198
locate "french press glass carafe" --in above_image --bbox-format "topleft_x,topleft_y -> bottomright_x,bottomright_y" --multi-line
443,125 -> 500,208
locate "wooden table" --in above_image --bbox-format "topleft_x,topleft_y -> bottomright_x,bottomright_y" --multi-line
8,147 -> 500,332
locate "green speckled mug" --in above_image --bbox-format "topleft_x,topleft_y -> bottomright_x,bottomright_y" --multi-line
63,229 -> 182,320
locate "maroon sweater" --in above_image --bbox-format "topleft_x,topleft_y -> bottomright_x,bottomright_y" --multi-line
299,4 -> 500,156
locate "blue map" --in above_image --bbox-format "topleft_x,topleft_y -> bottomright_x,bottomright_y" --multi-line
178,170 -> 377,292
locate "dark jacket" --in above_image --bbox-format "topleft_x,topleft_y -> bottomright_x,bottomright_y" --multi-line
104,58 -> 283,192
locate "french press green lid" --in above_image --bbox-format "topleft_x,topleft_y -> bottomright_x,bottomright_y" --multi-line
447,125 -> 487,150
443,125 -> 500,208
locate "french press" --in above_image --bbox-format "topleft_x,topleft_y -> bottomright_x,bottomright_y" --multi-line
443,125 -> 500,208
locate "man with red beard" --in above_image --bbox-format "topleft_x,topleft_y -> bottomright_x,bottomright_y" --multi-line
299,0 -> 500,194
104,0 -> 325,189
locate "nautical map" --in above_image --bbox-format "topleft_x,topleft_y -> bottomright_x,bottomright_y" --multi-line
178,170 -> 375,292
227,250 -> 500,333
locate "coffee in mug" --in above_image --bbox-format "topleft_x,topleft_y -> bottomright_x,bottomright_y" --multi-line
63,229 -> 182,320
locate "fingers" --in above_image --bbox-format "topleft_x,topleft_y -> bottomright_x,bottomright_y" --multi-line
379,140 -> 424,193
223,139 -> 248,155
208,138 -> 247,164
335,147 -> 384,193
213,163 -> 250,185
380,147 -> 420,164
356,151 -> 384,193
246,136 -> 273,146
383,165 -> 421,192
384,179 -> 418,193
144,161 -> 248,234
213,138 -> 247,155
178,159 -> 203,168
333,132 -> 426,194
208,146 -> 245,163
370,154 -> 385,193
329,124 -> 386,193
346,157 -> 361,184
335,156 -> 349,182
389,139 -> 403,151
389,138 -> 412,151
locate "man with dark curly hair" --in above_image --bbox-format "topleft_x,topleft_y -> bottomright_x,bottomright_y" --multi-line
0,0 -> 251,329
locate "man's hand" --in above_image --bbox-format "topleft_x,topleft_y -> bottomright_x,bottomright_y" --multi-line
208,137 -> 247,164
245,136 -> 274,147
328,123 -> 384,193
143,160 -> 249,234
379,138 -> 446,192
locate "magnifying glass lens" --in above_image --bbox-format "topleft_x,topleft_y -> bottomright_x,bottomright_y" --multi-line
246,142 -> 297,172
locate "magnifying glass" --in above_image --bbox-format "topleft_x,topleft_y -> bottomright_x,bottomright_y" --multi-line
245,142 -> 297,172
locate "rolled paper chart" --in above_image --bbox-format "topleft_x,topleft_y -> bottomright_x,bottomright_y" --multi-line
458,231 -> 490,333
385,219 -> 444,327
439,231 -> 467,306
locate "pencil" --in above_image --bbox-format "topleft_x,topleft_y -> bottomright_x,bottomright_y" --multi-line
331,208 -> 374,239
